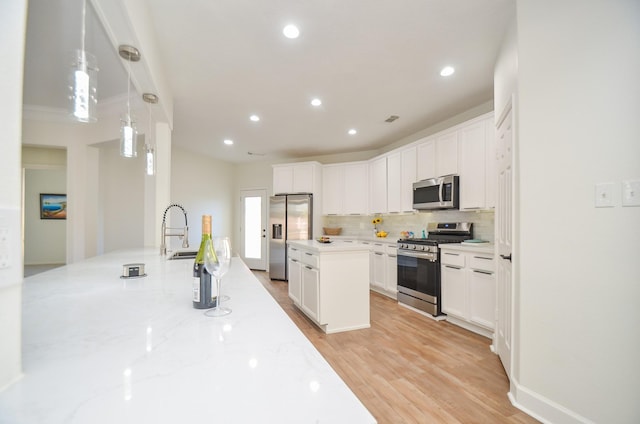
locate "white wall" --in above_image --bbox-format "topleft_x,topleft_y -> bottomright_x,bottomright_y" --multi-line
515,1 -> 640,423
23,169 -> 67,264
170,147 -> 235,251
98,141 -> 145,252
0,0 -> 27,390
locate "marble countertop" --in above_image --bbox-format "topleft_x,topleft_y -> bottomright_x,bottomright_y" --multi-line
0,249 -> 375,424
288,239 -> 373,253
439,242 -> 495,254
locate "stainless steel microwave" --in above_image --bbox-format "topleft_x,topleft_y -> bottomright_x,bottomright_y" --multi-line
412,175 -> 459,210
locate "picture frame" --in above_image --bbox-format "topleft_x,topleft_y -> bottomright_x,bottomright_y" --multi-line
40,193 -> 67,220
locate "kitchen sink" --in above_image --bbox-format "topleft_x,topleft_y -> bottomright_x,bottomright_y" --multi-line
167,250 -> 198,260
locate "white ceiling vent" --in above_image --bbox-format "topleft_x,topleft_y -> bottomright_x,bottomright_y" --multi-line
384,115 -> 399,123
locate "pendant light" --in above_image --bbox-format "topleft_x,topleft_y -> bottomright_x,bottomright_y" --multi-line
69,0 -> 98,122
143,93 -> 159,175
118,45 -> 141,158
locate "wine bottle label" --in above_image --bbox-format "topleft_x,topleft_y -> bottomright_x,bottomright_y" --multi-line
193,276 -> 200,302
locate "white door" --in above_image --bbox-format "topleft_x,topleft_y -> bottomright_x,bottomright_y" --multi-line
495,103 -> 514,377
240,189 -> 267,270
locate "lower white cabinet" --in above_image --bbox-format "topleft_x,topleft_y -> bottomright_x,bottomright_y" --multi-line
301,264 -> 320,322
287,241 -> 370,333
369,241 -> 397,299
441,246 -> 495,338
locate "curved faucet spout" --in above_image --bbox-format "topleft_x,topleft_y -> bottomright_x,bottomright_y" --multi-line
160,204 -> 189,255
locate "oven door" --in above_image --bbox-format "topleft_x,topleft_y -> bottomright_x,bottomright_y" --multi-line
397,250 -> 441,315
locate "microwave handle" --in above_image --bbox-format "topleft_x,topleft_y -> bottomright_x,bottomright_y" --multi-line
438,178 -> 444,204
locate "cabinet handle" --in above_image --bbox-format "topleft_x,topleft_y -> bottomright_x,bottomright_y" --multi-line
375,252 -> 383,256
291,259 -> 298,263
305,266 -> 313,270
473,256 -> 492,260
444,252 -> 459,256
473,270 -> 493,275
445,265 -> 461,269
305,252 -> 313,256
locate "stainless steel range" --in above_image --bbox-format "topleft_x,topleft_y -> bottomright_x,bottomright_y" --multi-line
397,222 -> 472,316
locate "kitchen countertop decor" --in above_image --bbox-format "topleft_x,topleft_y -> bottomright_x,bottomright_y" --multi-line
0,249 -> 376,424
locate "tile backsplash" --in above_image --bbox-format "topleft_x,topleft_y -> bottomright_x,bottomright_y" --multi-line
322,210 -> 495,242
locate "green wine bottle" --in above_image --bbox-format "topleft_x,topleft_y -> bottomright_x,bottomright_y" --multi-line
192,215 -> 217,309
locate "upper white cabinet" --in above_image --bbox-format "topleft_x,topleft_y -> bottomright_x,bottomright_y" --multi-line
459,115 -> 496,210
416,131 -> 457,180
436,131 -> 459,177
344,163 -> 368,214
322,165 -> 344,215
322,162 -> 368,215
387,146 -> 417,213
272,161 -> 321,195
368,157 -> 387,214
416,138 -> 436,181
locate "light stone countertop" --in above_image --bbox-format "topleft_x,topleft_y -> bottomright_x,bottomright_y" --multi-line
439,242 -> 495,254
0,249 -> 376,424
288,239 -> 376,252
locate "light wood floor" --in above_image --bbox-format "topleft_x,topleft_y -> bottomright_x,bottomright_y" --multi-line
253,271 -> 539,424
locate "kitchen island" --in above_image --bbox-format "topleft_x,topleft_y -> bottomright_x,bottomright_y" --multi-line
287,240 -> 370,334
0,249 -> 375,424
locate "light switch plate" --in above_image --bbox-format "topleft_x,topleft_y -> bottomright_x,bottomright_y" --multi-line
595,182 -> 615,208
622,179 -> 640,207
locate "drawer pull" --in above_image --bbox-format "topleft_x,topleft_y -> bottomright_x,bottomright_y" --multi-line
474,256 -> 492,260
473,270 -> 493,275
305,252 -> 313,256
445,265 -> 461,269
305,266 -> 313,270
444,252 -> 459,256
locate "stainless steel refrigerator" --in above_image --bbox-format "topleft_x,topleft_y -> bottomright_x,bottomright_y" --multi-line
269,194 -> 313,280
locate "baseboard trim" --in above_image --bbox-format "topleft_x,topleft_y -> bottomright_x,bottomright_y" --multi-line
509,378 -> 595,424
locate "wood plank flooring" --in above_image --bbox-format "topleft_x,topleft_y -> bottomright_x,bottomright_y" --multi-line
253,271 -> 539,424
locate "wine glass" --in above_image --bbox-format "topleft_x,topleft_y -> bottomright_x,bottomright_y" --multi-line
204,237 -> 232,317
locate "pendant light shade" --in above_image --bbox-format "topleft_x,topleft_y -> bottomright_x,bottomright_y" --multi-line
119,45 -> 141,158
143,93 -> 158,176
69,0 -> 98,122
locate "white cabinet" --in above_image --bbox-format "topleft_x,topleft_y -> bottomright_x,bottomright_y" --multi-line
301,264 -> 320,322
387,147 -> 416,213
416,138 -> 436,181
344,163 -> 368,214
441,246 -> 495,339
272,161 -> 321,195
459,120 -> 487,209
322,162 -> 368,215
369,241 -> 397,299
368,157 -> 387,214
484,115 -> 496,208
287,241 -> 370,333
436,131 -> 458,176
322,165 -> 344,215
288,246 -> 302,306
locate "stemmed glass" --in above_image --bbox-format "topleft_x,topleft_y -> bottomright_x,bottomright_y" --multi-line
204,237 -> 232,317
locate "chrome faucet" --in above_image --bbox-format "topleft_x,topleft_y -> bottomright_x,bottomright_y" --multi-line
160,204 -> 189,255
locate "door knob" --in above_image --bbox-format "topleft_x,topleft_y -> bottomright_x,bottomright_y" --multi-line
500,254 -> 512,262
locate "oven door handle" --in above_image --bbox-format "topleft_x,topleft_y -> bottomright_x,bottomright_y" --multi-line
398,250 -> 437,261
438,178 -> 444,204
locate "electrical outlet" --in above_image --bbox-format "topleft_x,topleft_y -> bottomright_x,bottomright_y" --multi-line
0,227 -> 9,269
622,179 -> 640,207
595,182 -> 615,208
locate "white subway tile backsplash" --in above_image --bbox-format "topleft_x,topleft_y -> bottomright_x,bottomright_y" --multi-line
322,210 -> 495,242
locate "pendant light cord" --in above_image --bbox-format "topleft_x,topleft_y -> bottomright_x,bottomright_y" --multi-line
80,0 -> 86,60
126,60 -> 131,123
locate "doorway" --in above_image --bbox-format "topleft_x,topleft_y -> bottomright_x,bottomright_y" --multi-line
240,189 -> 267,270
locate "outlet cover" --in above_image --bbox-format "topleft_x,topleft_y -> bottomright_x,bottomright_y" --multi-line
595,182 -> 615,208
622,179 -> 640,207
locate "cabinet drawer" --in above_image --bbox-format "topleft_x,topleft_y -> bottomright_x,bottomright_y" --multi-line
300,250 -> 319,268
288,246 -> 301,261
469,254 -> 494,272
372,243 -> 386,254
441,251 -> 465,267
386,244 -> 397,256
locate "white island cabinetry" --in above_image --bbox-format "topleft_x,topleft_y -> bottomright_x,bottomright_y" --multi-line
287,240 -> 371,333
440,244 -> 495,339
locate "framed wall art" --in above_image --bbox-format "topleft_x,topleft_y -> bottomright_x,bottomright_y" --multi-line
40,193 -> 67,220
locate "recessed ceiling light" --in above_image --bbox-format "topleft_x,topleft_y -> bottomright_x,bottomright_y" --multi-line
283,24 -> 299,39
311,98 -> 322,107
223,139 -> 234,145
348,129 -> 357,135
440,66 -> 455,77
249,114 -> 260,122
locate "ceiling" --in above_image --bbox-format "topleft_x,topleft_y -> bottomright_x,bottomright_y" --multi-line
22,0 -> 514,163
